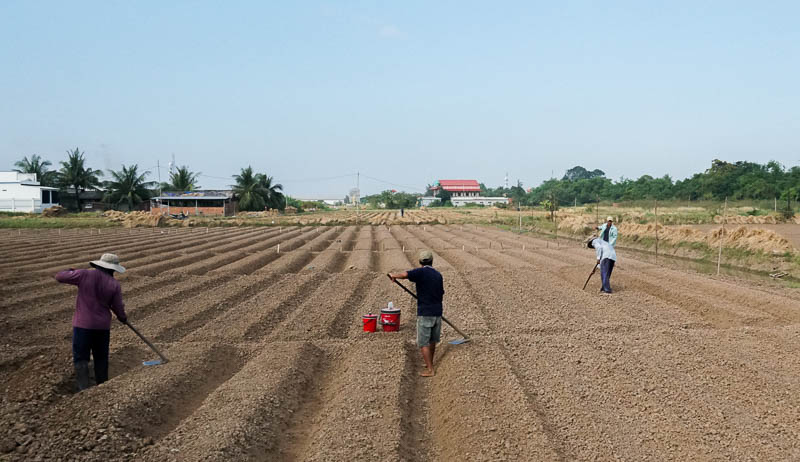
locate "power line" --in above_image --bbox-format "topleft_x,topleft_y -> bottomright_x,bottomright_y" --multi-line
280,173 -> 357,183
359,173 -> 425,192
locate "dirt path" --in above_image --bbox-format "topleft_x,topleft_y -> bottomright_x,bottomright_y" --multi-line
1,225 -> 799,461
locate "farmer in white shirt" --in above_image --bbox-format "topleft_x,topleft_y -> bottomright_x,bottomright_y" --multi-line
597,216 -> 618,247
588,237 -> 617,294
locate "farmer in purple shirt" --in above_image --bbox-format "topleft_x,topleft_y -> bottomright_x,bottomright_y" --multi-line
55,253 -> 128,391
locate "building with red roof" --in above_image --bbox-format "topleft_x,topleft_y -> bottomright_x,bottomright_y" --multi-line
424,179 -> 510,207
429,179 -> 481,198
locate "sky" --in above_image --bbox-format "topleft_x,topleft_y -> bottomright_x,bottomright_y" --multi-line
1,1 -> 799,198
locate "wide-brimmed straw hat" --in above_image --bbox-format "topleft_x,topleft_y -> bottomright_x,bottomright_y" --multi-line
90,253 -> 126,273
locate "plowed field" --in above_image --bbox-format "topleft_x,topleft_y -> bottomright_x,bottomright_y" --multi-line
2,225 -> 799,461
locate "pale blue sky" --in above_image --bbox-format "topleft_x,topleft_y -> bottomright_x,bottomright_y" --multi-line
2,1 -> 798,197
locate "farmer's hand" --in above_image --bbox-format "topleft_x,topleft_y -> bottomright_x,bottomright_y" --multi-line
118,316 -> 128,325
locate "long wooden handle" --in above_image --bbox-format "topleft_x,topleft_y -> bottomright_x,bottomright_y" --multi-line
388,274 -> 470,340
126,322 -> 169,363
582,266 -> 597,290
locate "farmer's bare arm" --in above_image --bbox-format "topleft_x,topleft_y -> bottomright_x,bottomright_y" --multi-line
388,271 -> 409,281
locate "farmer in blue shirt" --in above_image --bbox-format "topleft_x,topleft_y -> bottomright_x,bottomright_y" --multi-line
596,216 -> 618,247
389,250 -> 444,377
588,237 -> 617,294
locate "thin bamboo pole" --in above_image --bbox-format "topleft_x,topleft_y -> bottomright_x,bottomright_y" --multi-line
654,199 -> 658,264
716,197 -> 727,275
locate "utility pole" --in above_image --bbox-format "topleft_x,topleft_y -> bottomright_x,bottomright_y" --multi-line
356,171 -> 360,225
157,160 -> 162,212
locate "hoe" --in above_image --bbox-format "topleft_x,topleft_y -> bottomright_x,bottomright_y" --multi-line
582,264 -> 598,290
126,322 -> 169,366
388,275 -> 471,345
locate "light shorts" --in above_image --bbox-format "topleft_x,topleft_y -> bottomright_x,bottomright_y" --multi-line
416,316 -> 442,347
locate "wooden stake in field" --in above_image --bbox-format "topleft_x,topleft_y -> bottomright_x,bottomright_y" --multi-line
654,199 -> 659,264
554,198 -> 558,248
716,197 -> 727,275
596,195 -> 600,224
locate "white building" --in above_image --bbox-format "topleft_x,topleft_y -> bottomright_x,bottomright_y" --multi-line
427,179 -> 510,207
0,171 -> 60,213
450,196 -> 510,207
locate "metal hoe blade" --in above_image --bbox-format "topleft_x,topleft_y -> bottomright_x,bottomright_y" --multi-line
126,322 -> 169,366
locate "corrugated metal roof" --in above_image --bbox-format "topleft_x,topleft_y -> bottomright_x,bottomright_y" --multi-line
152,196 -> 229,200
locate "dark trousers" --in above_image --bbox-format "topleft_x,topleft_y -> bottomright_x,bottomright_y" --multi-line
72,327 -> 110,385
600,258 -> 615,293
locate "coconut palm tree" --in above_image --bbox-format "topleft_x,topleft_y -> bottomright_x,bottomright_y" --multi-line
104,164 -> 155,211
257,173 -> 285,210
14,154 -> 56,186
162,166 -> 199,192
57,148 -> 103,211
232,166 -> 268,211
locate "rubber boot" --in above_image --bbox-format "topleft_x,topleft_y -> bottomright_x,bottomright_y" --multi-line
75,361 -> 90,391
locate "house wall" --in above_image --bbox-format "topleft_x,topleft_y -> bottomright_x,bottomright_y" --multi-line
0,176 -> 59,212
451,196 -> 510,207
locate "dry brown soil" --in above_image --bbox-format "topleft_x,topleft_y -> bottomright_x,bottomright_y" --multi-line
1,225 -> 800,461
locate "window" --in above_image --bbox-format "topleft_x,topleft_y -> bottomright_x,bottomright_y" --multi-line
41,190 -> 51,203
51,190 -> 59,203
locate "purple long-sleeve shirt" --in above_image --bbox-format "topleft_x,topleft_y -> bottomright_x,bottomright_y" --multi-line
55,268 -> 126,330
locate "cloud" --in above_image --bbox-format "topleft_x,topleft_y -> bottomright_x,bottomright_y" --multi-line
379,24 -> 401,38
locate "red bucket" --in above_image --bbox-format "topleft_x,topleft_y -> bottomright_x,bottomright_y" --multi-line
362,314 -> 377,332
380,308 -> 401,332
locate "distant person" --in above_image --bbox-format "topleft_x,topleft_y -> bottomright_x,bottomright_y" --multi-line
55,254 -> 128,391
400,208 -> 404,217
597,216 -> 618,247
389,250 -> 444,377
588,237 -> 617,294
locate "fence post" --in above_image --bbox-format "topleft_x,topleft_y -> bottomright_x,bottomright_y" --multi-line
554,206 -> 558,248
654,199 -> 658,264
716,197 -> 727,275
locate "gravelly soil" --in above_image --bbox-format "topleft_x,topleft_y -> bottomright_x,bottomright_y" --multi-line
1,225 -> 799,461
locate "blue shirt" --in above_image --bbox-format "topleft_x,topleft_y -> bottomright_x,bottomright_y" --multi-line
592,238 -> 617,262
407,266 -> 444,317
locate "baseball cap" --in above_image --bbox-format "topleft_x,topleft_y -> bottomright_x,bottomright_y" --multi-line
418,249 -> 433,263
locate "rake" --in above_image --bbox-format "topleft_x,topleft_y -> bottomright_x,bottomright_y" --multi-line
125,322 -> 169,366
388,275 -> 471,345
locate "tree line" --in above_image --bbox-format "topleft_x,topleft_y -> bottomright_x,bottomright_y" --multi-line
476,161 -> 799,208
13,149 -> 285,212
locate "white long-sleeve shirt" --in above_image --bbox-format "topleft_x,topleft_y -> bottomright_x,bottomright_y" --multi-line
593,238 -> 617,262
